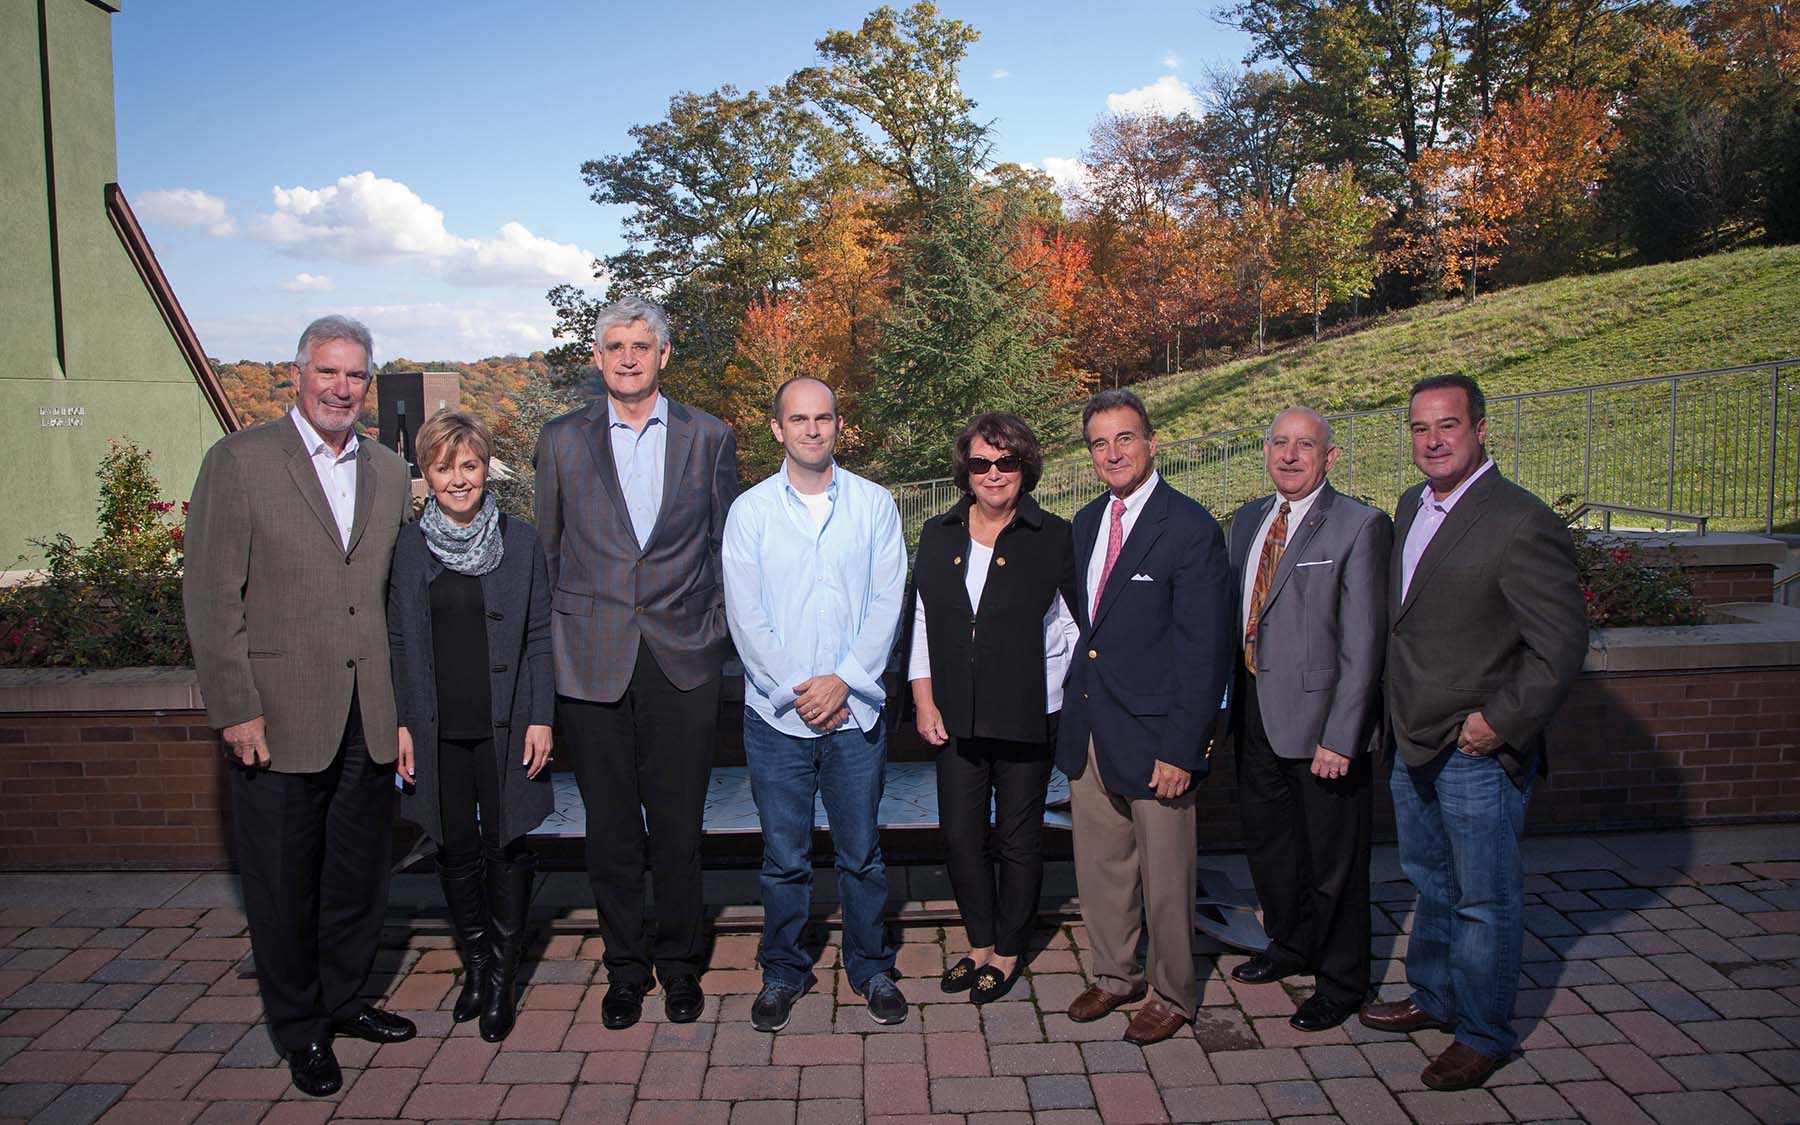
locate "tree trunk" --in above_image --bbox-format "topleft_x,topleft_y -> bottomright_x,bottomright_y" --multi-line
1313,280 -> 1322,340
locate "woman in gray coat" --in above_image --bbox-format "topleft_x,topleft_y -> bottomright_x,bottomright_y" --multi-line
388,410 -> 554,1043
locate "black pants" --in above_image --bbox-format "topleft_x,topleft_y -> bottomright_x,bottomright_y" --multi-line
1236,675 -> 1373,1005
230,695 -> 396,1053
559,640 -> 719,986
937,729 -> 1056,957
437,736 -> 528,866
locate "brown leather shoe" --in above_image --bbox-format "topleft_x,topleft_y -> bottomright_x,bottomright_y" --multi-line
1067,984 -> 1145,1023
1358,998 -> 1453,1033
1123,996 -> 1188,1045
1421,1041 -> 1503,1090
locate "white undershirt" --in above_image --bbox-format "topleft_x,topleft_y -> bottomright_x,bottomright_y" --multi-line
796,488 -> 832,530
908,539 -> 1080,713
1084,470 -> 1160,611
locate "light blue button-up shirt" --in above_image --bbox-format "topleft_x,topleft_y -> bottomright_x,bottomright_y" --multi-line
608,394 -> 668,548
723,461 -> 908,738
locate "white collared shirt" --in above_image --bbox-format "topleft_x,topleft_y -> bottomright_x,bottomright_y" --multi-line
1401,457 -> 1495,600
1084,470 -> 1161,610
290,407 -> 359,550
607,393 -> 669,549
1240,480 -> 1326,632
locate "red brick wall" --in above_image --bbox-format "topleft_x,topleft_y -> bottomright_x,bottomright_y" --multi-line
4,663 -> 1796,866
1685,563 -> 1775,606
0,711 -> 232,868
1193,664 -> 1800,849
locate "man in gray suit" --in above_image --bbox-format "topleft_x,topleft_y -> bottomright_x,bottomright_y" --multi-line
1360,374 -> 1586,1091
183,315 -> 415,1098
1224,407 -> 1390,1033
534,296 -> 738,1030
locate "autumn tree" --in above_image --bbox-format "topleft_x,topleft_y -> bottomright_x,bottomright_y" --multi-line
788,1 -> 983,204
552,83 -> 844,408
1279,164 -> 1386,337
1229,191 -> 1296,350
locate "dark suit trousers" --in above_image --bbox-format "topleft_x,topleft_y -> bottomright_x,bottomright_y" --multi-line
230,694 -> 396,1053
560,639 -> 719,986
1237,674 -> 1372,1005
937,731 -> 1056,957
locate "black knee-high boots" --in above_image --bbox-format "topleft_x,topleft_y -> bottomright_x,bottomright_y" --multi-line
480,848 -> 536,1043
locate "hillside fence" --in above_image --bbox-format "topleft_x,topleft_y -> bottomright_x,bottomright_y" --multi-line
888,360 -> 1800,541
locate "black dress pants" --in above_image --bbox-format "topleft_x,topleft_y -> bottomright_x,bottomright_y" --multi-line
937,730 -> 1056,957
1236,674 -> 1373,1005
559,639 -> 719,987
437,736 -> 527,864
230,694 -> 396,1053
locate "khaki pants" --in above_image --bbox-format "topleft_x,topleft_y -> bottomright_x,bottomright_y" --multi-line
1070,741 -> 1198,1016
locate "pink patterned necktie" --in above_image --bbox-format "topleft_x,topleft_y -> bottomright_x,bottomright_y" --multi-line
1091,497 -> 1127,618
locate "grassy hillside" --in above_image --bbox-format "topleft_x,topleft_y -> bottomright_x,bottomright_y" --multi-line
1083,244 -> 1800,451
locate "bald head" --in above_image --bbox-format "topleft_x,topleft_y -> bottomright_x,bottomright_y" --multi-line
1266,407 -> 1332,448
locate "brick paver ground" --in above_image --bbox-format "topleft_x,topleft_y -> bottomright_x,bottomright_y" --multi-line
2,823 -> 1796,1123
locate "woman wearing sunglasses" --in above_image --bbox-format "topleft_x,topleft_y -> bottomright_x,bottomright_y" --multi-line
907,412 -> 1082,1003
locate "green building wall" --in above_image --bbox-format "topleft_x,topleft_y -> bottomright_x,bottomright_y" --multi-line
1,0 -> 229,569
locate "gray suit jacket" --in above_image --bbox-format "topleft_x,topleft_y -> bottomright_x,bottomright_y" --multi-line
1225,484 -> 1392,760
387,514 -> 555,847
1387,468 -> 1588,780
183,414 -> 411,773
533,396 -> 738,701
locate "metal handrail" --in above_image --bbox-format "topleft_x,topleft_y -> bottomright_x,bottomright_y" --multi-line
888,359 -> 1798,540
1565,502 -> 1709,534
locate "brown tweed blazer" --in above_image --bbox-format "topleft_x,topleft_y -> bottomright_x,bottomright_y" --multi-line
183,413 -> 411,773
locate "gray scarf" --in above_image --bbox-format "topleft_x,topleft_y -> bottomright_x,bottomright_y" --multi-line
420,491 -> 504,576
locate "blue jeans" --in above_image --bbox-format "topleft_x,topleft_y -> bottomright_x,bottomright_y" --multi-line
1390,748 -> 1534,1058
744,710 -> 894,992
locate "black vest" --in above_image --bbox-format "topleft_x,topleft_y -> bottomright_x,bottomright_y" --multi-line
910,493 -> 1079,744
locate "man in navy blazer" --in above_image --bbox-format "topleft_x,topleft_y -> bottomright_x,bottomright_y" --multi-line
1058,389 -> 1233,1045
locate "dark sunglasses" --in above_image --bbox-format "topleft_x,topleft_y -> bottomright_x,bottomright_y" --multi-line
968,455 -> 1023,475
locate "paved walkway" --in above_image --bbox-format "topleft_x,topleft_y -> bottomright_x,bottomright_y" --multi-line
1,823 -> 1798,1124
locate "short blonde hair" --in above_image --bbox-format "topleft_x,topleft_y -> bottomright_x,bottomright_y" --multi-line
415,409 -> 492,471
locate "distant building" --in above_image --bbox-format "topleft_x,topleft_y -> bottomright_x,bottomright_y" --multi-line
378,370 -> 462,479
1,0 -> 237,568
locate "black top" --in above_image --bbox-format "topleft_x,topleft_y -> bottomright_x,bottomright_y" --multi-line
430,568 -> 494,739
909,492 -> 1081,744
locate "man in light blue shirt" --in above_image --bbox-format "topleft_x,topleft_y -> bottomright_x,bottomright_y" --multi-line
723,375 -> 909,1032
608,392 -> 666,548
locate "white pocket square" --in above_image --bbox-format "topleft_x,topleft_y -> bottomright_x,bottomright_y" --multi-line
1295,559 -> 1334,568
1130,573 -> 1155,582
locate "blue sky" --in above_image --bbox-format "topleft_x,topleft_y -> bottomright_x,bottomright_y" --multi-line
114,1 -> 1252,363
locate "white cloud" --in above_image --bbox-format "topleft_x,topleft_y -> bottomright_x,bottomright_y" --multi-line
278,272 -> 335,292
198,297 -> 563,364
1036,157 -> 1093,198
992,67 -> 1011,80
1106,75 -> 1200,118
1162,51 -> 1181,69
251,171 -> 598,288
134,188 -> 236,236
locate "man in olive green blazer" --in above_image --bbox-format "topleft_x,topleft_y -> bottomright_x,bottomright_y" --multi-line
183,316 -> 414,1098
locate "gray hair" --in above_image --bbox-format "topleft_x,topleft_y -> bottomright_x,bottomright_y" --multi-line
1081,388 -> 1155,441
294,315 -> 374,369
593,295 -> 671,350
1265,406 -> 1334,448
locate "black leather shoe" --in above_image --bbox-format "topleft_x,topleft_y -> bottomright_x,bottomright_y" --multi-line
1231,952 -> 1304,985
287,1040 -> 342,1097
601,980 -> 648,1030
663,975 -> 704,1024
1290,992 -> 1359,1032
331,1005 -> 416,1044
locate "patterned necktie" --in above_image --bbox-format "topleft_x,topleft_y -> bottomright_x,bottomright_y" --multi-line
1091,497 -> 1127,619
1244,500 -> 1290,675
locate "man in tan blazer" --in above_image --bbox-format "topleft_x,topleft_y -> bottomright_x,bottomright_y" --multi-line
184,316 -> 414,1098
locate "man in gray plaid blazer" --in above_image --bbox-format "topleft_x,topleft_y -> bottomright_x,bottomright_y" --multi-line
534,296 -> 738,1030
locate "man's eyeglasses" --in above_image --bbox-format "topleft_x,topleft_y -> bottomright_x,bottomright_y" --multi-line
968,455 -> 1023,476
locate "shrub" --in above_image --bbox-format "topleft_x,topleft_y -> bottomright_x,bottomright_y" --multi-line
0,440 -> 191,667
1572,534 -> 1705,628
